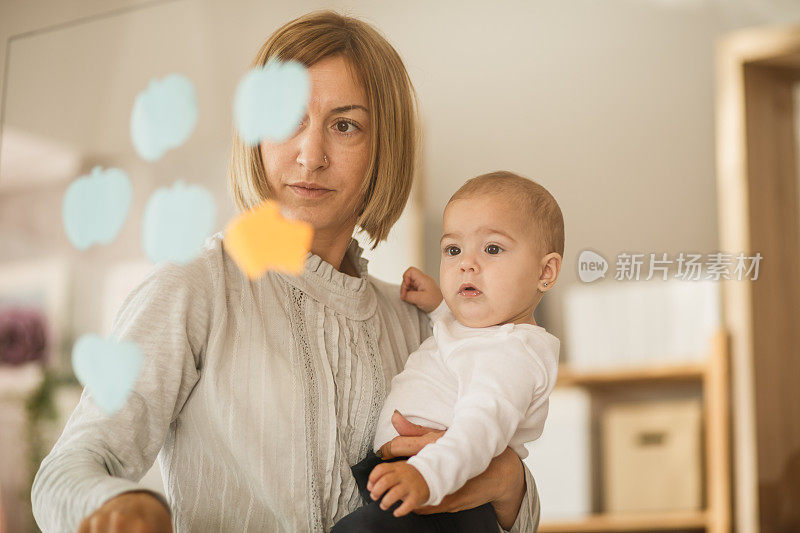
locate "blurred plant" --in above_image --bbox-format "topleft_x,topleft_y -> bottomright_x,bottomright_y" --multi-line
0,307 -> 47,366
22,331 -> 78,533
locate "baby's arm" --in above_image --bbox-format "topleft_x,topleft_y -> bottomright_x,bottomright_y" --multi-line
406,338 -> 551,507
400,267 -> 443,313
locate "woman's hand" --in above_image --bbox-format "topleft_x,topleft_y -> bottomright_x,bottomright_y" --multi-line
77,491 -> 172,533
375,410 -> 443,460
377,412 -> 526,529
400,267 -> 444,313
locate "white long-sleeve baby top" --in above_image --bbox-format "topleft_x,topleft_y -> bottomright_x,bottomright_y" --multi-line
372,300 -> 560,507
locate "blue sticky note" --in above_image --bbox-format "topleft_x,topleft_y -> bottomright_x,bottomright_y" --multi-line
234,60 -> 310,145
131,73 -> 198,161
71,334 -> 143,415
142,180 -> 216,264
62,166 -> 132,250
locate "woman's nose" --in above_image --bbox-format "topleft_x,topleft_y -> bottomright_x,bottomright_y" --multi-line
295,123 -> 328,171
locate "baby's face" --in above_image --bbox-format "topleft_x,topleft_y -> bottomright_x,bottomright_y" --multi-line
439,194 -> 542,328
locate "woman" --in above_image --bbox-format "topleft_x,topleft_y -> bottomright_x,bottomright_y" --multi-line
31,11 -> 540,532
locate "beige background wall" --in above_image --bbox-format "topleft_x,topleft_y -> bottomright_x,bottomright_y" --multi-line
2,1 -> 800,532
2,0 -> 800,340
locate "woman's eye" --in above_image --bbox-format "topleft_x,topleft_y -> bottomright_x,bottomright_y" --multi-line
334,119 -> 359,134
485,244 -> 503,255
444,245 -> 461,256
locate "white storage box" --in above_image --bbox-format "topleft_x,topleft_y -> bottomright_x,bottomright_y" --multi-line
564,279 -> 721,369
524,388 -> 592,520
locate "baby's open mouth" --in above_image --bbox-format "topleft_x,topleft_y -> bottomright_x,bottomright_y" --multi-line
458,283 -> 482,297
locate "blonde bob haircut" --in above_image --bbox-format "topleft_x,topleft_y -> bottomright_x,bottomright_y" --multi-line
228,10 -> 419,249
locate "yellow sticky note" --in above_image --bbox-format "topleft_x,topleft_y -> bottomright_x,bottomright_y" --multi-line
224,201 -> 313,278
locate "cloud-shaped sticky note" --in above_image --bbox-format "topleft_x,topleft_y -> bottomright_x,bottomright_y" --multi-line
62,166 -> 132,250
142,180 -> 216,264
72,334 -> 143,415
234,60 -> 310,145
131,73 -> 198,161
224,200 -> 313,278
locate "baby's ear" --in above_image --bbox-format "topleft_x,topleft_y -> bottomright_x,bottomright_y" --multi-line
541,252 -> 563,279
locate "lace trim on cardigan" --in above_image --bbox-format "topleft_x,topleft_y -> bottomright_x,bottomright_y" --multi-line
357,320 -> 386,459
288,287 -> 324,532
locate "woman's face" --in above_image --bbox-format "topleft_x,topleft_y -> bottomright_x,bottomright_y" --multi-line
260,55 -> 371,237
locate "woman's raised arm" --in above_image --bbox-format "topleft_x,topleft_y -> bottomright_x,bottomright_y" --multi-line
31,254 -> 215,532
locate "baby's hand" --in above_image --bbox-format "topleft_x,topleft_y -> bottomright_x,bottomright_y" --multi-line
367,460 -> 430,517
401,267 -> 444,313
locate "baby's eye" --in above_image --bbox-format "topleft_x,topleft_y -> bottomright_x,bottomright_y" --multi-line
485,244 -> 503,255
444,245 -> 461,256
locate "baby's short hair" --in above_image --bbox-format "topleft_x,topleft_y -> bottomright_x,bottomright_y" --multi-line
447,171 -> 565,257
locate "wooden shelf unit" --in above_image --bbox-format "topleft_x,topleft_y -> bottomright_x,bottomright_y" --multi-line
538,330 -> 731,533
556,362 -> 706,387
538,510 -> 708,533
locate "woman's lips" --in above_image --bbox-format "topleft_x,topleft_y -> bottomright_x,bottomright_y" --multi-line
289,185 -> 332,198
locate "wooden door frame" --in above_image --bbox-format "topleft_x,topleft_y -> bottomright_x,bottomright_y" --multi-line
716,25 -> 800,533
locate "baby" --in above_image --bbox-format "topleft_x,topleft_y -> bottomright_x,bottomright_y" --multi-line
332,171 -> 564,532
